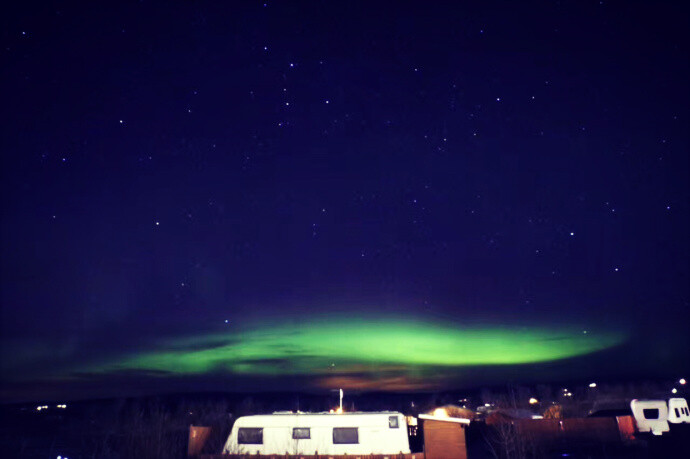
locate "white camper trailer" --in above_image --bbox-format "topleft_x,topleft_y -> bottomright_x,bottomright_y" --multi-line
630,399 -> 669,435
222,411 -> 410,455
667,398 -> 690,424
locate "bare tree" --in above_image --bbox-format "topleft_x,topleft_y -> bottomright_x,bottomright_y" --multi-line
483,386 -> 539,459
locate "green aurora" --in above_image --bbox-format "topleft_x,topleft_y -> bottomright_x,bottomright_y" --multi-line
90,317 -> 626,380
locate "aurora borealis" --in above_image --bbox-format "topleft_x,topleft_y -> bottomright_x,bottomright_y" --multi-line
1,1 -> 688,402
94,317 -> 626,377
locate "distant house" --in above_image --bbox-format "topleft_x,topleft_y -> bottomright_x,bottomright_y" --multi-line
485,408 -> 542,424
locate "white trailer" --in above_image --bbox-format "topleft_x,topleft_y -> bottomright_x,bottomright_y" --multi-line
222,411 -> 410,455
667,398 -> 690,424
630,399 -> 669,435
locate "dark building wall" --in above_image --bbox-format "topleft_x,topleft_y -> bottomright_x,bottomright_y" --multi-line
423,419 -> 467,459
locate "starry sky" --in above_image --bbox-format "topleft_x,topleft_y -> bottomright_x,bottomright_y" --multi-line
1,0 -> 688,402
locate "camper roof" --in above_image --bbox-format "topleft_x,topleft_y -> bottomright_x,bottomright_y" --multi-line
267,411 -> 400,416
233,412 -> 405,428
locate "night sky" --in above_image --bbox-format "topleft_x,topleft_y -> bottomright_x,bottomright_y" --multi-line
1,0 -> 688,402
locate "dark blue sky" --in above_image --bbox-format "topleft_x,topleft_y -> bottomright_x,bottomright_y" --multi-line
1,0 -> 688,401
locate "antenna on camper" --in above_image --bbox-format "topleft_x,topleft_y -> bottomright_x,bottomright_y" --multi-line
330,388 -> 344,413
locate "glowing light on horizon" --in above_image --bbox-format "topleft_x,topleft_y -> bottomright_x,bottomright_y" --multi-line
433,407 -> 449,417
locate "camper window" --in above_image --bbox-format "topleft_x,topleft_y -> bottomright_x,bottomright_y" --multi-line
238,428 -> 263,444
642,408 -> 660,420
292,427 -> 310,439
389,415 -> 399,428
333,427 -> 359,444
675,408 -> 681,418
